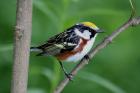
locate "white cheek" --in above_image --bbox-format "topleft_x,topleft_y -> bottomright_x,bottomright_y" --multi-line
75,29 -> 91,39
82,30 -> 91,39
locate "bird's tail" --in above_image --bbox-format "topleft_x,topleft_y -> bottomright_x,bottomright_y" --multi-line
30,47 -> 42,52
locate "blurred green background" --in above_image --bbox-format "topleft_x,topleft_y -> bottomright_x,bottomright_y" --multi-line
0,0 -> 140,93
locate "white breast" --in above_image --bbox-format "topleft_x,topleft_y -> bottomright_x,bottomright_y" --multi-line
65,34 -> 97,62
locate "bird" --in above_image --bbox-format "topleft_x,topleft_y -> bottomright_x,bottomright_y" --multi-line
31,22 -> 103,80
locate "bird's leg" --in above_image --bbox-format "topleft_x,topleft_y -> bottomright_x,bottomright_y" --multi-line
58,61 -> 73,80
84,54 -> 90,64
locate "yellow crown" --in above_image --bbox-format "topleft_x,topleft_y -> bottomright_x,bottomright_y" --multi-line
82,22 -> 98,29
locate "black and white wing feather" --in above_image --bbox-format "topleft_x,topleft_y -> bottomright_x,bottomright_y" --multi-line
31,27 -> 80,56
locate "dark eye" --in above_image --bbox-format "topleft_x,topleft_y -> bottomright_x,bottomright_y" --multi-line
90,29 -> 96,38
80,26 -> 90,33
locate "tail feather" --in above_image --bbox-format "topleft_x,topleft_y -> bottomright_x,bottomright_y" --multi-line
30,47 -> 42,52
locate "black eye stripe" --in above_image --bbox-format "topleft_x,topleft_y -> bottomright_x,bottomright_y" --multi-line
66,24 -> 96,38
66,24 -> 96,32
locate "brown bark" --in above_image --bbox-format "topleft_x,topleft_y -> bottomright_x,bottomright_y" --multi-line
11,0 -> 32,93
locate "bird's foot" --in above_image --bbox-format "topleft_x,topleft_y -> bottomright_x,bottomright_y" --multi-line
84,55 -> 90,64
65,73 -> 73,81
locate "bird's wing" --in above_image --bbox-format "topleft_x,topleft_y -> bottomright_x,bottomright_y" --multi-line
37,29 -> 80,56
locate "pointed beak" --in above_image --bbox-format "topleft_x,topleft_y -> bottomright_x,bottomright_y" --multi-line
96,29 -> 104,33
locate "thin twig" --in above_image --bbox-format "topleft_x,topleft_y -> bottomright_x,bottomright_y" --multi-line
54,16 -> 140,93
54,1 -> 139,91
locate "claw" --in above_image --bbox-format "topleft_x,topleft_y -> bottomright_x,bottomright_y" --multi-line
65,73 -> 73,81
84,54 -> 90,60
84,55 -> 90,64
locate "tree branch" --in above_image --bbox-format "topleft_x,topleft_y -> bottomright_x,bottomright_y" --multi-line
11,0 -> 32,93
54,16 -> 140,93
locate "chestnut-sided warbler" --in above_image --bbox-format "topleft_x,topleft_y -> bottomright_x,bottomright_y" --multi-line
31,22 -> 103,80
